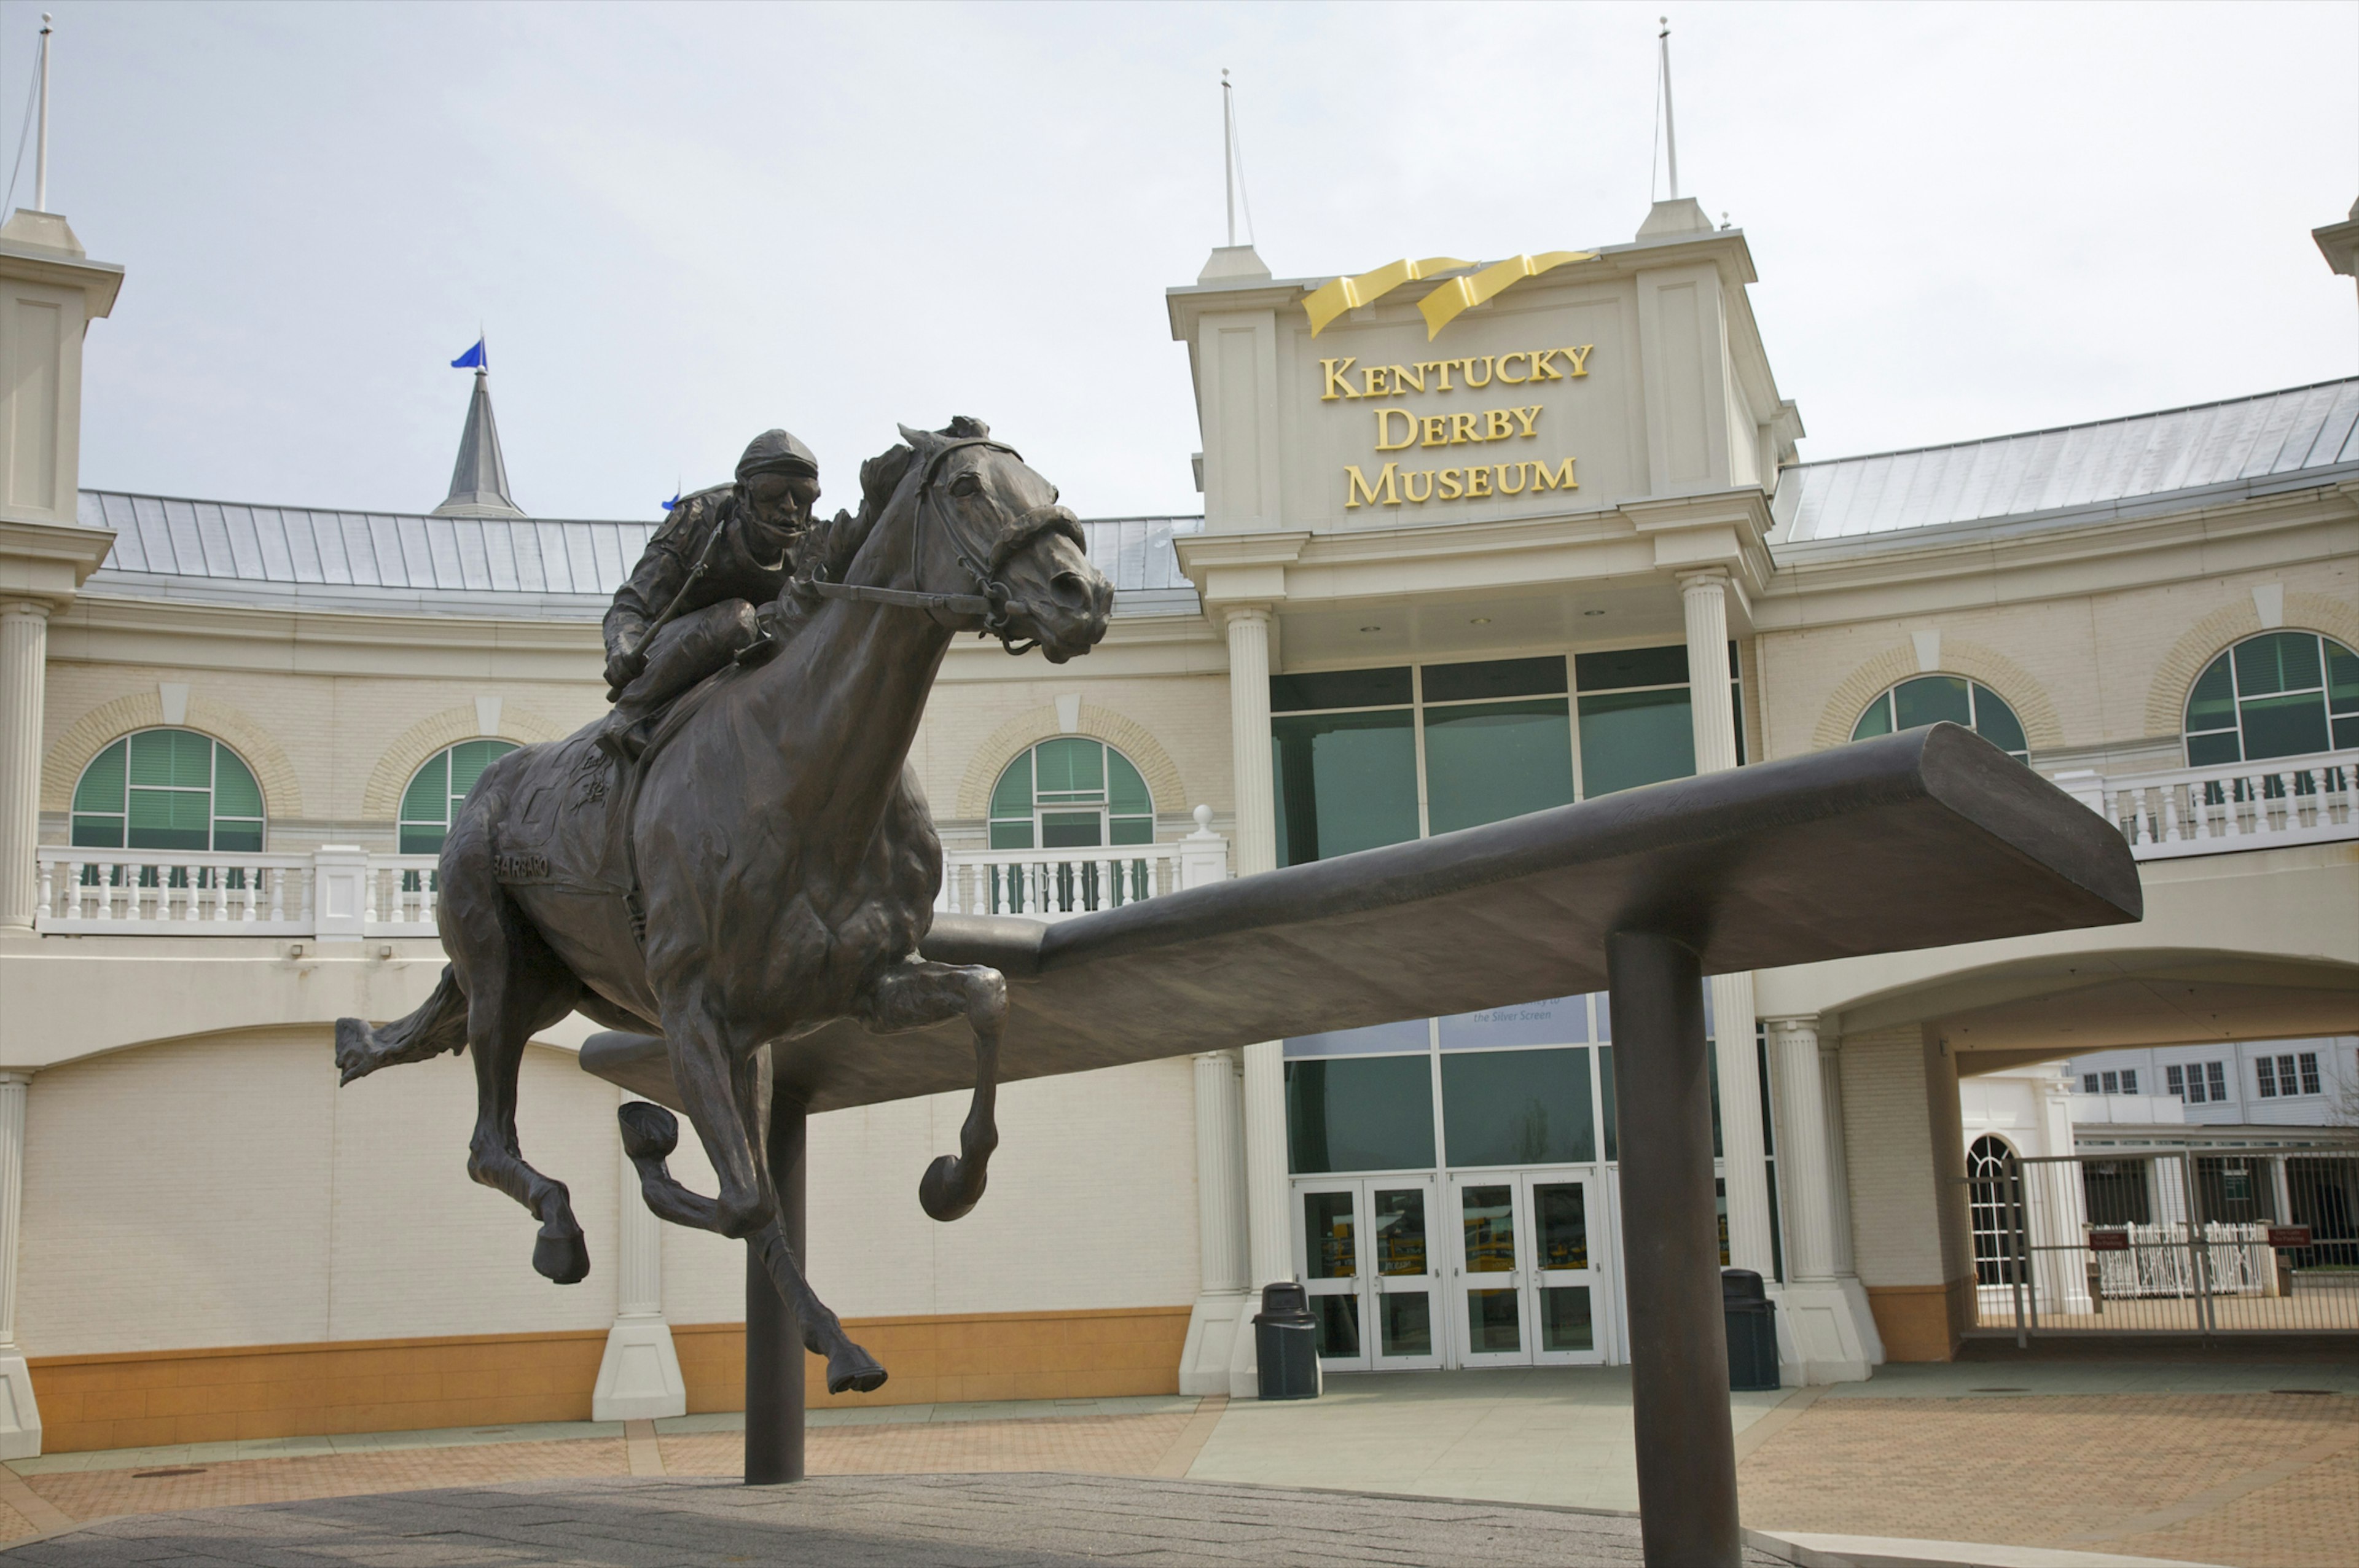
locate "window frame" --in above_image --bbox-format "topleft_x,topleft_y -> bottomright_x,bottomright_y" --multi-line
397,739 -> 522,857
985,738 -> 1156,852
1850,675 -> 2031,763
69,728 -> 267,854
2182,631 -> 2359,766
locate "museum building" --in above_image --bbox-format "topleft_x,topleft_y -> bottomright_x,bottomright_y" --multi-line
0,191 -> 2352,1457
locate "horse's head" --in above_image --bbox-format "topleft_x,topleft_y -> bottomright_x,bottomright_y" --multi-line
831,419 -> 1112,664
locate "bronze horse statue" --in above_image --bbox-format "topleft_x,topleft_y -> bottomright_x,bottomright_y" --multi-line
335,423 -> 1113,1394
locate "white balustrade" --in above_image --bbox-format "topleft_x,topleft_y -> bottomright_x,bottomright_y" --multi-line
32,847 -> 440,937
937,809 -> 1229,923
2057,749 -> 2357,861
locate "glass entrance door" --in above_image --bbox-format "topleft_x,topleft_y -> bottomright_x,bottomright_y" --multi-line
1448,1171 -> 1614,1367
1293,1179 -> 1444,1372
1452,1179 -> 1530,1365
1527,1174 -> 1610,1365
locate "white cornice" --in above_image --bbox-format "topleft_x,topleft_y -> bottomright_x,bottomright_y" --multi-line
0,517 -> 119,607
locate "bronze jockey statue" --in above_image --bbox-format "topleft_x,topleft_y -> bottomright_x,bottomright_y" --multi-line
597,429 -> 823,760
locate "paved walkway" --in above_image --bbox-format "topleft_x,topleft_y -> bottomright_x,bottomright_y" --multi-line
0,1360 -> 2345,1565
2,1474 -> 1795,1567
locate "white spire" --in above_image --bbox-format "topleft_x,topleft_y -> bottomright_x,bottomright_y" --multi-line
1199,68 -> 1268,284
34,13 -> 52,213
1657,17 -> 1679,201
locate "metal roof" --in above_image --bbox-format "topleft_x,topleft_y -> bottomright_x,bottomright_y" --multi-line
74,491 -> 1203,619
1770,377 -> 2359,547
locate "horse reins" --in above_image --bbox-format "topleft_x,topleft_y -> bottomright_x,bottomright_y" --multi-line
798,437 -> 1086,656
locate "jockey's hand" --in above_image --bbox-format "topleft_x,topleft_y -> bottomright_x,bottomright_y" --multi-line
604,645 -> 647,693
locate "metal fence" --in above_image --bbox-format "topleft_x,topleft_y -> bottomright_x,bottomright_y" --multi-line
1968,1148 -> 2359,1337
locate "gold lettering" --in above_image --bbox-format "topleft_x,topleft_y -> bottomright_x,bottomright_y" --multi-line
1465,465 -> 1492,497
1496,462 -> 1529,495
1402,469 -> 1435,503
1344,462 -> 1401,509
1464,355 -> 1494,389
1530,348 -> 1564,381
1420,359 -> 1455,392
1374,408 -> 1417,451
1361,365 -> 1390,397
1388,364 -> 1425,394
1321,357 -> 1360,400
1422,415 -> 1450,448
1438,468 -> 1464,500
1530,456 -> 1578,492
1484,408 -> 1515,441
1498,351 -> 1529,384
1563,344 -> 1593,376
1450,412 -> 1480,445
1512,405 -> 1542,437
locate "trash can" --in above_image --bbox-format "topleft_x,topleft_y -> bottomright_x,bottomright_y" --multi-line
1722,1269 -> 1780,1392
1253,1282 -> 1321,1400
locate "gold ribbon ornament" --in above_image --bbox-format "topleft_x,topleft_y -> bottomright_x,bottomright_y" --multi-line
1415,252 -> 1597,340
1302,257 -> 1472,337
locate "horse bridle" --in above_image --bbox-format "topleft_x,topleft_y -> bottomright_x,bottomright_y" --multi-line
799,437 -> 1087,656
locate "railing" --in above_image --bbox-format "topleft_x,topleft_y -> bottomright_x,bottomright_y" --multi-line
34,846 -> 441,938
936,811 -> 1228,923
2052,747 -> 2357,860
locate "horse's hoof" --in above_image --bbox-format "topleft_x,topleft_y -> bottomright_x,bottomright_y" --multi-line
333,1017 -> 376,1085
534,1227 -> 590,1285
826,1341 -> 888,1396
618,1101 -> 679,1161
918,1155 -> 984,1223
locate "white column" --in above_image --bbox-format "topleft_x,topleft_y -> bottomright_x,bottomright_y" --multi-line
1178,1050 -> 1251,1395
0,1073 -> 41,1456
0,603 -> 49,932
592,1097 -> 686,1421
1765,1018 -> 1837,1284
1820,1036 -> 1858,1279
1223,604 -> 1291,1394
1761,1024 -> 1880,1382
1681,567 -> 1774,1278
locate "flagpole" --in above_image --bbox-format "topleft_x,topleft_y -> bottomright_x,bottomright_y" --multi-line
34,14 -> 52,213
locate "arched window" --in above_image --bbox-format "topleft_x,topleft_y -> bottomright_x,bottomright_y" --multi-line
399,740 -> 519,855
987,738 -> 1154,851
1852,676 -> 2029,763
1966,1134 -> 2021,1286
2183,631 -> 2359,766
71,729 -> 265,852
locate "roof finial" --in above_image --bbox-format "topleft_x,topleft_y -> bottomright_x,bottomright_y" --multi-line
433,341 -> 524,518
1222,69 -> 1234,249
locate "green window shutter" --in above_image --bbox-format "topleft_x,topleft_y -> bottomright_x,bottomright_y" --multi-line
73,739 -> 127,814
2185,655 -> 2236,739
212,747 -> 264,819
1892,676 -> 1972,730
401,754 -> 450,827
399,825 -> 448,856
2234,632 -> 2318,699
70,814 -> 125,849
1033,736 -> 1103,800
129,728 -> 213,788
447,739 -> 515,803
1850,693 -> 1894,742
2324,639 -> 2359,716
1970,685 -> 2030,759
1107,751 -> 1151,816
987,821 -> 1035,851
988,754 -> 1033,821
127,787 -> 211,851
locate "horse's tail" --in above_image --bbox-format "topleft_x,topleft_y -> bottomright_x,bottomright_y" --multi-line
335,964 -> 469,1085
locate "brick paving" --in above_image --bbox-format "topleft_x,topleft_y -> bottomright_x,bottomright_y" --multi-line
0,1473 -> 1789,1566
1737,1391 -> 2359,1568
0,1385 -> 2350,1564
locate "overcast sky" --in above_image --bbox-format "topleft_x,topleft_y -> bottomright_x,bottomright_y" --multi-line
6,0 -> 2355,521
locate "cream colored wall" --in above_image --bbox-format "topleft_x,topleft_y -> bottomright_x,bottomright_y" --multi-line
18,1031 -> 621,1357
1753,539 -> 2357,770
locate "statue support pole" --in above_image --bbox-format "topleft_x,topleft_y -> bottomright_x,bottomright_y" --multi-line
1608,929 -> 1740,1568
744,1072 -> 807,1485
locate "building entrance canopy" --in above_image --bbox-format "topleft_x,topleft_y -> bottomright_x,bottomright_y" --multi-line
582,722 -> 2137,1117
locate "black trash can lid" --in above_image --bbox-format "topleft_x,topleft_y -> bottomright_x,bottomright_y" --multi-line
1254,1281 -> 1314,1324
1721,1268 -> 1766,1303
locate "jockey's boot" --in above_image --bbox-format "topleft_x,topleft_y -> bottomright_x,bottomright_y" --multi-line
592,704 -> 656,765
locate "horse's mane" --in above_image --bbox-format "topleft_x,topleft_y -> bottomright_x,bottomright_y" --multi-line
797,416 -> 991,590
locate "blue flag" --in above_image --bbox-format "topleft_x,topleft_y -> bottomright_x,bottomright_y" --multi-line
662,491 -> 681,512
451,337 -> 487,370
